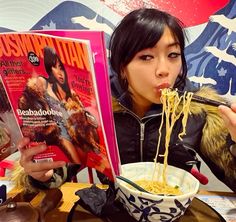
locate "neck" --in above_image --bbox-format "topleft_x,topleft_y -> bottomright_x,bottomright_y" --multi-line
132,101 -> 151,118
56,84 -> 66,100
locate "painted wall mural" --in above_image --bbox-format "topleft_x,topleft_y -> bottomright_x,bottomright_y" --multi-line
185,0 -> 236,101
0,0 -> 235,100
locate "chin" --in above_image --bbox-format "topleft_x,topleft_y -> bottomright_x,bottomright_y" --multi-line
152,98 -> 161,104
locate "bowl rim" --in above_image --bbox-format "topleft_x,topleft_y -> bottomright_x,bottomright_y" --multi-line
116,162 -> 200,200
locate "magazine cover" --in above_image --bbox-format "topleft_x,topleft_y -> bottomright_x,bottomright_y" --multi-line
0,77 -> 21,161
0,32 -> 115,180
32,30 -> 120,177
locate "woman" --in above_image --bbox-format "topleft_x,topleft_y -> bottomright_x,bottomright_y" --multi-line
16,8 -> 236,192
19,46 -> 81,164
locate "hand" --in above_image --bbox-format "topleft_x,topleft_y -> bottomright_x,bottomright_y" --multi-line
218,103 -> 236,143
17,137 -> 66,182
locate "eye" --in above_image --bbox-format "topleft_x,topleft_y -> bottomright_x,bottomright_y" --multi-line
138,55 -> 154,61
169,52 -> 181,58
58,64 -> 63,70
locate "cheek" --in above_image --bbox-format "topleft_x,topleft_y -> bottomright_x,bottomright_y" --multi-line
126,67 -> 151,87
170,63 -> 182,78
125,62 -> 153,80
53,72 -> 58,78
52,72 -> 59,79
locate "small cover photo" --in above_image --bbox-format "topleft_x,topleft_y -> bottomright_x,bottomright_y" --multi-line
0,77 -> 21,161
0,32 -> 116,180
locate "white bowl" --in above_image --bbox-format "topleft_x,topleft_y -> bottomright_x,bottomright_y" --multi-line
115,162 -> 199,222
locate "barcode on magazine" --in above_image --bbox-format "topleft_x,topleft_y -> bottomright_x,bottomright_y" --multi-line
34,158 -> 53,163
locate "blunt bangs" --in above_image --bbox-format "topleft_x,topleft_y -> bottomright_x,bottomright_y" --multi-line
124,19 -> 165,64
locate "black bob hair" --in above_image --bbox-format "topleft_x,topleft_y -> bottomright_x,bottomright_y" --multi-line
43,46 -> 72,100
109,8 -> 188,90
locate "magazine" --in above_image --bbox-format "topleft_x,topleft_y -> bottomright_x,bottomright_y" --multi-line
32,30 -> 120,177
0,32 -> 119,181
0,77 -> 21,161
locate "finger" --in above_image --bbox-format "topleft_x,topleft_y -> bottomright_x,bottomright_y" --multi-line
24,161 -> 66,174
17,137 -> 30,152
219,103 -> 236,115
218,105 -> 236,125
230,145 -> 236,157
29,169 -> 54,182
219,105 -> 236,142
231,103 -> 236,112
30,169 -> 51,178
20,143 -> 48,164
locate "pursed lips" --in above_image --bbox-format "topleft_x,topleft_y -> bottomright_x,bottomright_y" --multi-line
155,82 -> 170,91
154,83 -> 170,98
58,77 -> 64,82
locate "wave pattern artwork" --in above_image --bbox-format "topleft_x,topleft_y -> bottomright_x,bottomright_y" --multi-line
30,1 -> 115,46
0,0 -> 235,99
185,0 -> 236,98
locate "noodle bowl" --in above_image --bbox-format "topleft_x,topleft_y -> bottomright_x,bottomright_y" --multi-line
115,162 -> 199,222
115,89 -> 199,221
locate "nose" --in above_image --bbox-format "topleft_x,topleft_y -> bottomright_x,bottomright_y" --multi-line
155,70 -> 169,78
59,70 -> 64,77
154,59 -> 169,78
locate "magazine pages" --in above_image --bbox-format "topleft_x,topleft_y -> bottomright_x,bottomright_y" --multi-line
0,32 -> 117,180
32,30 -> 120,177
0,77 -> 21,161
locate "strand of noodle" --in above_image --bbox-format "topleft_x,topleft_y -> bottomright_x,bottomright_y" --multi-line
147,89 -> 193,194
153,89 -> 171,184
153,89 -> 170,184
161,91 -> 171,184
162,89 -> 181,184
152,91 -> 166,181
161,89 -> 193,184
178,91 -> 193,140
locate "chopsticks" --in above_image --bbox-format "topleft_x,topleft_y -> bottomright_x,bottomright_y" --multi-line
116,175 -> 150,193
174,89 -> 231,108
116,175 -> 176,196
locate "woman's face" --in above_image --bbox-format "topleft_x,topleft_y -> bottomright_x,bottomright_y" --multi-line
123,26 -> 182,107
51,60 -> 65,85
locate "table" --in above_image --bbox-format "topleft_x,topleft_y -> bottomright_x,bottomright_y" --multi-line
7,182 -> 236,222
7,182 -> 108,222
196,190 -> 236,222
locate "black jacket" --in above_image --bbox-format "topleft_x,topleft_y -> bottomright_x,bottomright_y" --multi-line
110,75 -> 236,191
111,75 -> 204,171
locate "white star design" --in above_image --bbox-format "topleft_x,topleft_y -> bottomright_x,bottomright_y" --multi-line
217,67 -> 227,77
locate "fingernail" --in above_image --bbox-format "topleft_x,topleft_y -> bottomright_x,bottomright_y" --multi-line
58,161 -> 66,166
39,144 -> 47,151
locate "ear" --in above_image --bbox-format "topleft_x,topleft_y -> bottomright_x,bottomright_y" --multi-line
120,67 -> 127,80
179,66 -> 183,77
121,73 -> 126,80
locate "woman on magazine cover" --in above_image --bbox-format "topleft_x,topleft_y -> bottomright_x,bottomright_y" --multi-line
18,46 -> 81,164
15,8 -> 236,192
18,46 -> 100,165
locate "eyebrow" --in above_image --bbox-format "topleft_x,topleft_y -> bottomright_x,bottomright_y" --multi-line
167,42 -> 180,48
152,41 -> 180,49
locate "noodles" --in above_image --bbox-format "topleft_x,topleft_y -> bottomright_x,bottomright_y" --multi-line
134,180 -> 182,195
135,88 -> 193,195
178,91 -> 193,140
